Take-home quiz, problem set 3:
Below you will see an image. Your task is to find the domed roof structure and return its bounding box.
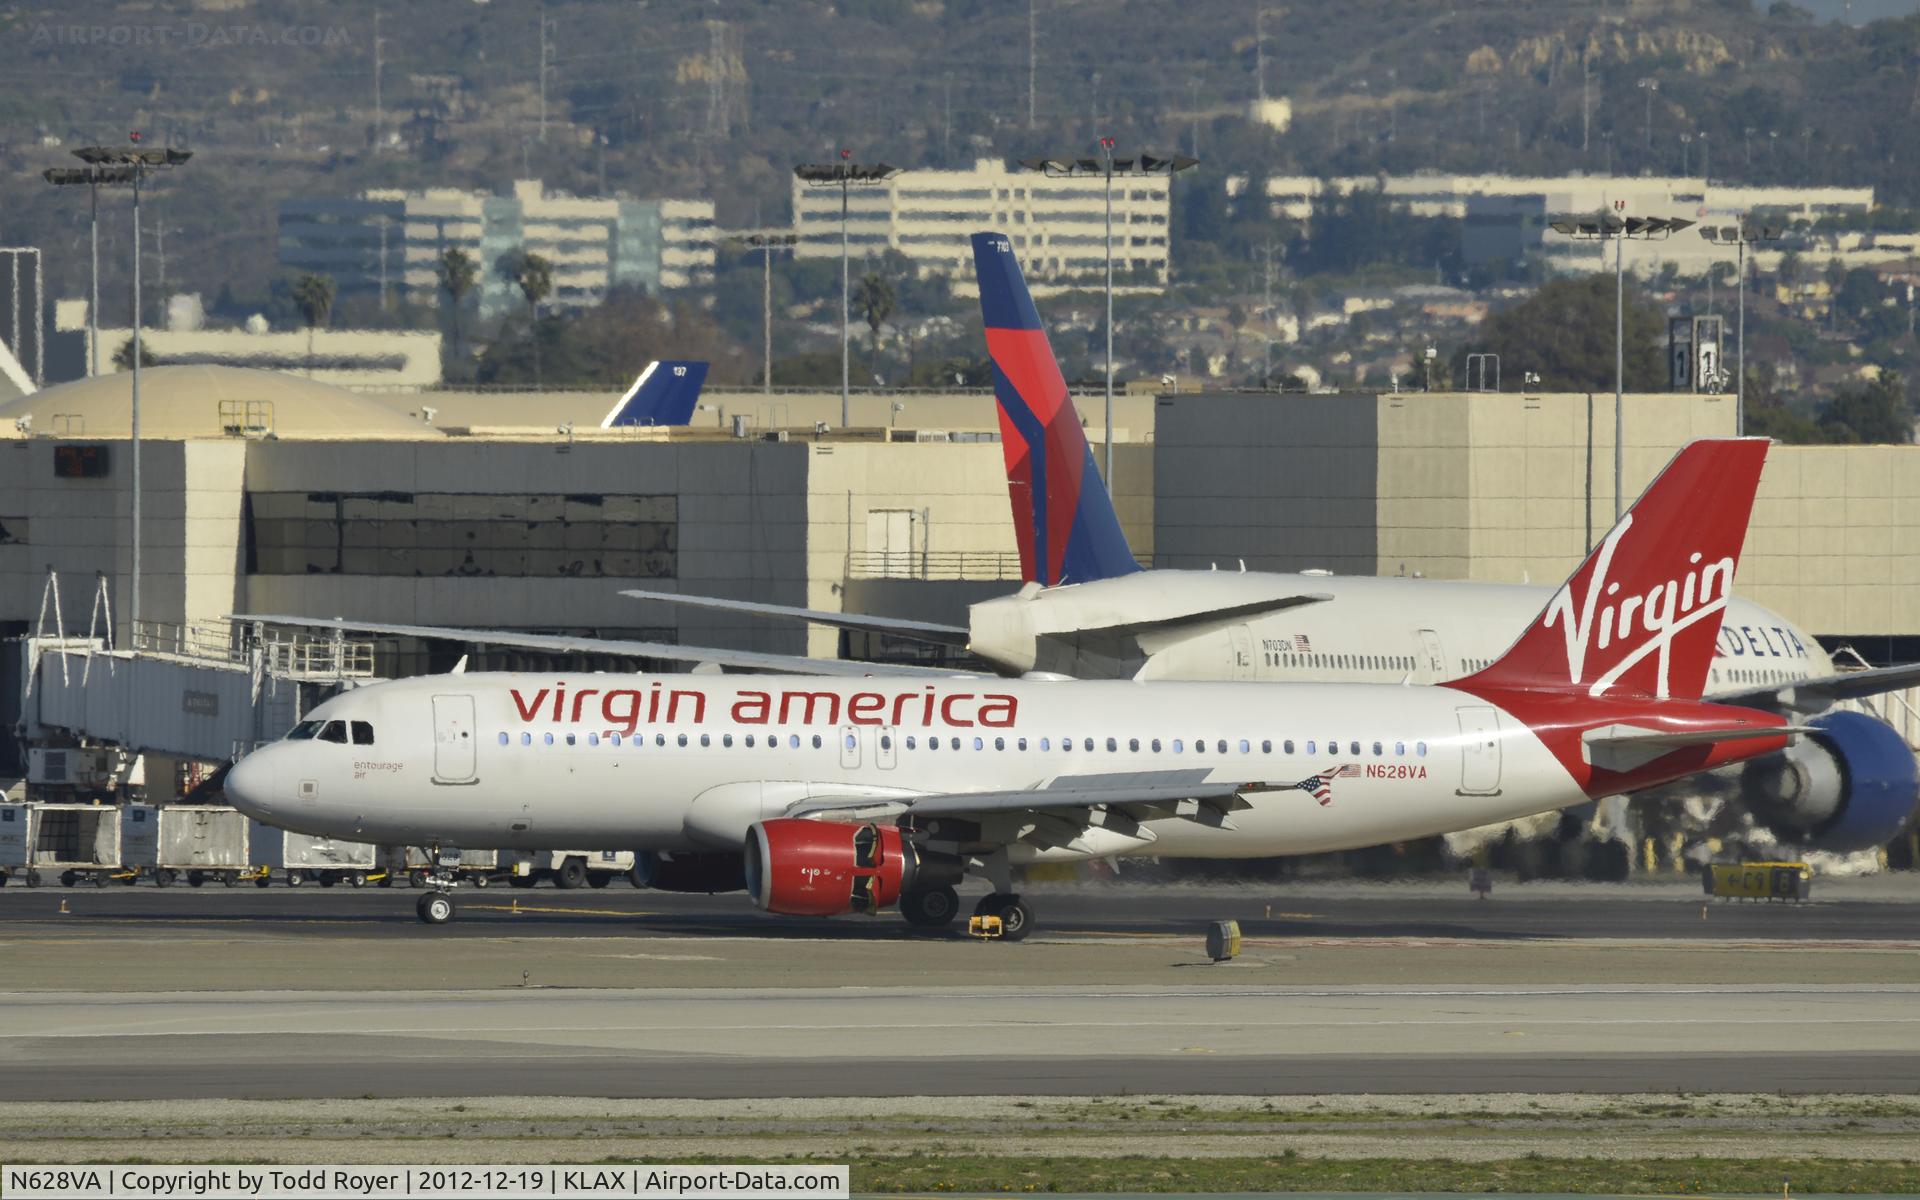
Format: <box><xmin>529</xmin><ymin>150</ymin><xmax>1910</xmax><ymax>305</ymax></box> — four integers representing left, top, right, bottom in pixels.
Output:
<box><xmin>0</xmin><ymin>365</ymin><xmax>442</xmax><ymax>440</ymax></box>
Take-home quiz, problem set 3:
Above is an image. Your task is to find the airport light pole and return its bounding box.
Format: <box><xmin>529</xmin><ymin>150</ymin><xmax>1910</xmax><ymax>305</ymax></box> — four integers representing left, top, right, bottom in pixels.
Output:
<box><xmin>43</xmin><ymin>162</ymin><xmax>140</xmax><ymax>377</ymax></box>
<box><xmin>1701</xmin><ymin>222</ymin><xmax>1784</xmax><ymax>436</ymax></box>
<box><xmin>1549</xmin><ymin>209</ymin><xmax>1693</xmax><ymax>520</ymax></box>
<box><xmin>1018</xmin><ymin>148</ymin><xmax>1198</xmax><ymax>487</ymax></box>
<box><xmin>794</xmin><ymin>155</ymin><xmax>900</xmax><ymax>428</ymax></box>
<box><xmin>50</xmin><ymin>139</ymin><xmax>191</xmax><ymax>643</ymax></box>
<box><xmin>733</xmin><ymin>233</ymin><xmax>798</xmax><ymax>394</ymax></box>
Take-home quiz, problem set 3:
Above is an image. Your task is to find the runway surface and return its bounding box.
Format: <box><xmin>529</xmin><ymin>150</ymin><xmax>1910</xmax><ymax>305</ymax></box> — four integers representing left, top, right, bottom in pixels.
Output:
<box><xmin>6</xmin><ymin>879</ymin><xmax>1919</xmax><ymax>1100</ymax></box>
<box><xmin>3</xmin><ymin>876</ymin><xmax>1919</xmax><ymax>941</ymax></box>
<box><xmin>2</xmin><ymin>983</ymin><xmax>1918</xmax><ymax>1100</ymax></box>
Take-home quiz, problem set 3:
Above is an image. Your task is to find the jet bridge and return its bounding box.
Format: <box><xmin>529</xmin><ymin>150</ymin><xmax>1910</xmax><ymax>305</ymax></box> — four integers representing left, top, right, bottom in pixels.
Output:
<box><xmin>17</xmin><ymin>573</ymin><xmax>375</xmax><ymax>765</ymax></box>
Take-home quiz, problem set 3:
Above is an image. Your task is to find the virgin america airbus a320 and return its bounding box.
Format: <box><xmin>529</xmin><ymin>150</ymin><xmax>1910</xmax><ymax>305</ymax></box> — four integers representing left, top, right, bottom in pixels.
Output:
<box><xmin>228</xmin><ymin>438</ymin><xmax>1811</xmax><ymax>934</ymax></box>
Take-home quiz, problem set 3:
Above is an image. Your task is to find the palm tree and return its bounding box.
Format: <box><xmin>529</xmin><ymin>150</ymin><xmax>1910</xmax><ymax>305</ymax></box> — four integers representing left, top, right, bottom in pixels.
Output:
<box><xmin>437</xmin><ymin>247</ymin><xmax>479</xmax><ymax>369</ymax></box>
<box><xmin>852</xmin><ymin>271</ymin><xmax>895</xmax><ymax>384</ymax></box>
<box><xmin>505</xmin><ymin>250</ymin><xmax>555</xmax><ymax>385</ymax></box>
<box><xmin>291</xmin><ymin>273</ymin><xmax>336</xmax><ymax>377</ymax></box>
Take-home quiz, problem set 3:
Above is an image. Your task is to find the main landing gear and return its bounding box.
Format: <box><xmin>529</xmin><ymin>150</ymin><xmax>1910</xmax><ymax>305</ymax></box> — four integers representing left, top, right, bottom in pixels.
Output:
<box><xmin>971</xmin><ymin>892</ymin><xmax>1033</xmax><ymax>941</ymax></box>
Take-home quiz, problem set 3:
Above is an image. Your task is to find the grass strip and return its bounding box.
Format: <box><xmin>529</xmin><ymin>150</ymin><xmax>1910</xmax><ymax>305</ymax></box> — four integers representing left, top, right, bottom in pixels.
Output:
<box><xmin>844</xmin><ymin>1154</ymin><xmax>1920</xmax><ymax>1194</ymax></box>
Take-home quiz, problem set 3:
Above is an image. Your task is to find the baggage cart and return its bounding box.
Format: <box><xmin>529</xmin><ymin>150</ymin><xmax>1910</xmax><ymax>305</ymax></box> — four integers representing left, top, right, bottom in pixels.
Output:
<box><xmin>398</xmin><ymin>846</ymin><xmax>497</xmax><ymax>888</ymax></box>
<box><xmin>250</xmin><ymin>819</ymin><xmax>377</xmax><ymax>887</ymax></box>
<box><xmin>27</xmin><ymin>803</ymin><xmax>123</xmax><ymax>887</ymax></box>
<box><xmin>154</xmin><ymin>806</ymin><xmax>253</xmax><ymax>888</ymax></box>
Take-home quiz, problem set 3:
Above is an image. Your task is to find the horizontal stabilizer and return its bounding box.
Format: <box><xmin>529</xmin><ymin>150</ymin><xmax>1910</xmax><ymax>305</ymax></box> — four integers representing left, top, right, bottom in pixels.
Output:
<box><xmin>228</xmin><ymin>614</ymin><xmax>986</xmax><ymax>678</ymax></box>
<box><xmin>620</xmin><ymin>588</ymin><xmax>970</xmax><ymax>647</ymax></box>
<box><xmin>1582</xmin><ymin>722</ymin><xmax>1811</xmax><ymax>773</ymax></box>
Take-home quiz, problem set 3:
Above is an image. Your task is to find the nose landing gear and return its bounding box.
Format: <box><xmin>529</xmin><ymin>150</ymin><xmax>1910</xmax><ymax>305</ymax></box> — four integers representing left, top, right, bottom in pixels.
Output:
<box><xmin>413</xmin><ymin>848</ymin><xmax>461</xmax><ymax>925</ymax></box>
<box><xmin>416</xmin><ymin>890</ymin><xmax>455</xmax><ymax>925</ymax></box>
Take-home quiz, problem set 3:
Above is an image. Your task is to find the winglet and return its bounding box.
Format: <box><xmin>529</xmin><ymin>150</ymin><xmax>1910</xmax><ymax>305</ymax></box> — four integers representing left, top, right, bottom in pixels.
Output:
<box><xmin>601</xmin><ymin>360</ymin><xmax>709</xmax><ymax>428</ymax></box>
<box><xmin>970</xmin><ymin>232</ymin><xmax>1139</xmax><ymax>587</ymax></box>
<box><xmin>1456</xmin><ymin>438</ymin><xmax>1770</xmax><ymax>701</ymax></box>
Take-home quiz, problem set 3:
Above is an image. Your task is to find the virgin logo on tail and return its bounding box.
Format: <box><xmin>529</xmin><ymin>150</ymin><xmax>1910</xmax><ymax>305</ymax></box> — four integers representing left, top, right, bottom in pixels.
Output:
<box><xmin>1544</xmin><ymin>513</ymin><xmax>1737</xmax><ymax>699</ymax></box>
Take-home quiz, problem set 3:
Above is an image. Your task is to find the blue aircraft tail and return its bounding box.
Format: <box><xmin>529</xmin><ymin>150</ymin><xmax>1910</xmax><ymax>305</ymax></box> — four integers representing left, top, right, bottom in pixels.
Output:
<box><xmin>601</xmin><ymin>361</ymin><xmax>709</xmax><ymax>427</ymax></box>
<box><xmin>970</xmin><ymin>232</ymin><xmax>1139</xmax><ymax>587</ymax></box>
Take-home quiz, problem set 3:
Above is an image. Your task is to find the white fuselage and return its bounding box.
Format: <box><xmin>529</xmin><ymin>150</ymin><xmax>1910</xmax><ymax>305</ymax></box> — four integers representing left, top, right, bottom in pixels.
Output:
<box><xmin>969</xmin><ymin>571</ymin><xmax>1827</xmax><ymax>692</ymax></box>
<box><xmin>226</xmin><ymin>672</ymin><xmax>1581</xmax><ymax>863</ymax></box>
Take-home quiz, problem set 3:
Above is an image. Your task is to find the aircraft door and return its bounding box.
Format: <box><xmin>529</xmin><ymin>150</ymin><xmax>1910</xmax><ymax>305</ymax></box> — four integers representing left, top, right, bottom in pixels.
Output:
<box><xmin>1454</xmin><ymin>706</ymin><xmax>1502</xmax><ymax>796</ymax></box>
<box><xmin>877</xmin><ymin>726</ymin><xmax>898</xmax><ymax>770</ymax></box>
<box><xmin>1417</xmin><ymin>629</ymin><xmax>1447</xmax><ymax>683</ymax></box>
<box><xmin>432</xmin><ymin>694</ymin><xmax>478</xmax><ymax>784</ymax></box>
<box><xmin>838</xmin><ymin>724</ymin><xmax>862</xmax><ymax>770</ymax></box>
<box><xmin>1228</xmin><ymin>625</ymin><xmax>1256</xmax><ymax>680</ymax></box>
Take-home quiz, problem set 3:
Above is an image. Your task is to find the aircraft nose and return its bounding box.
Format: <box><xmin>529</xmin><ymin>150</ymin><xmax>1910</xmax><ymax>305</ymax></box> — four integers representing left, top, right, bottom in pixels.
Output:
<box><xmin>225</xmin><ymin>751</ymin><xmax>276</xmax><ymax>819</ymax></box>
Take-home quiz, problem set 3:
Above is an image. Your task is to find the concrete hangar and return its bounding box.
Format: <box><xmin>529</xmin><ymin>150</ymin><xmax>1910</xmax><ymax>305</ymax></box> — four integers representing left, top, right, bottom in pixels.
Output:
<box><xmin>3</xmin><ymin>364</ymin><xmax>1920</xmax><ymax>784</ymax></box>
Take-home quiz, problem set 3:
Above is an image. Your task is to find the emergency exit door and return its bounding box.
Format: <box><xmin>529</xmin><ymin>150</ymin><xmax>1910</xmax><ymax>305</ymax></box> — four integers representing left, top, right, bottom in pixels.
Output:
<box><xmin>432</xmin><ymin>694</ymin><xmax>478</xmax><ymax>784</ymax></box>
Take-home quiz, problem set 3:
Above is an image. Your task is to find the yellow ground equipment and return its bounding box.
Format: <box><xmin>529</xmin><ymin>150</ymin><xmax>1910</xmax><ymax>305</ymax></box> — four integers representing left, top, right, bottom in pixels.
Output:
<box><xmin>1702</xmin><ymin>861</ymin><xmax>1812</xmax><ymax>901</ymax></box>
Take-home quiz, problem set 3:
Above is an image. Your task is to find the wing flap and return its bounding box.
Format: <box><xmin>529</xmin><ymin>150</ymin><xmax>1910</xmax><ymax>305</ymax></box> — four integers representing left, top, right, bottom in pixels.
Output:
<box><xmin>1719</xmin><ymin>661</ymin><xmax>1920</xmax><ymax>714</ymax></box>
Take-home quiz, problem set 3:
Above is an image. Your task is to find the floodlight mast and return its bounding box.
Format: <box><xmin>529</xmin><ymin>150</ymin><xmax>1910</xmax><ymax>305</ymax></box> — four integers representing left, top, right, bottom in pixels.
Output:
<box><xmin>734</xmin><ymin>233</ymin><xmax>798</xmax><ymax>395</ymax></box>
<box><xmin>1017</xmin><ymin>148</ymin><xmax>1198</xmax><ymax>489</ymax></box>
<box><xmin>793</xmin><ymin>157</ymin><xmax>900</xmax><ymax>427</ymax></box>
<box><xmin>1548</xmin><ymin>208</ymin><xmax>1692</xmax><ymax>521</ymax></box>
<box><xmin>44</xmin><ymin>140</ymin><xmax>191</xmax><ymax>643</ymax></box>
<box><xmin>1701</xmin><ymin>222</ymin><xmax>1784</xmax><ymax>435</ymax></box>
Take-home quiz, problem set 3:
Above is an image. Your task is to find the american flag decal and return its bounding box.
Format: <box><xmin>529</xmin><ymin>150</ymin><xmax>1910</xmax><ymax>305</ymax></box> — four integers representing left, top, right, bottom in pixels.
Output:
<box><xmin>1296</xmin><ymin>633</ymin><xmax>1313</xmax><ymax>653</ymax></box>
<box><xmin>1292</xmin><ymin>764</ymin><xmax>1359</xmax><ymax>806</ymax></box>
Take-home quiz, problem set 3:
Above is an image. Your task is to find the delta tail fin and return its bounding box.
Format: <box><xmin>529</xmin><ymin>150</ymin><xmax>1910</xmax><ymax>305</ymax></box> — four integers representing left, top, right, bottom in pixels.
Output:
<box><xmin>970</xmin><ymin>232</ymin><xmax>1139</xmax><ymax>587</ymax></box>
<box><xmin>1457</xmin><ymin>438</ymin><xmax>1770</xmax><ymax>702</ymax></box>
<box><xmin>601</xmin><ymin>360</ymin><xmax>709</xmax><ymax>428</ymax></box>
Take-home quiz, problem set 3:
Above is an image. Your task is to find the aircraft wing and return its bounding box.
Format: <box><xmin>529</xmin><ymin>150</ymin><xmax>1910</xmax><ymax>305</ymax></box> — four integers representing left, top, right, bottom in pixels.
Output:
<box><xmin>1717</xmin><ymin>662</ymin><xmax>1920</xmax><ymax>714</ymax></box>
<box><xmin>619</xmin><ymin>588</ymin><xmax>971</xmax><ymax>646</ymax></box>
<box><xmin>1582</xmin><ymin>722</ymin><xmax>1813</xmax><ymax>773</ymax></box>
<box><xmin>790</xmin><ymin>769</ymin><xmax>1291</xmax><ymax>851</ymax></box>
<box><xmin>228</xmin><ymin>614</ymin><xmax>988</xmax><ymax>679</ymax></box>
<box><xmin>1070</xmin><ymin>592</ymin><xmax>1334</xmax><ymax>640</ymax></box>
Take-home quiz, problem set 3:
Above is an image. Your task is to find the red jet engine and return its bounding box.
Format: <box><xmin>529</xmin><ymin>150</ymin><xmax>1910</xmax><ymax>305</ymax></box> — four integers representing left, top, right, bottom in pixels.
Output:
<box><xmin>745</xmin><ymin>819</ymin><xmax>935</xmax><ymax>916</ymax></box>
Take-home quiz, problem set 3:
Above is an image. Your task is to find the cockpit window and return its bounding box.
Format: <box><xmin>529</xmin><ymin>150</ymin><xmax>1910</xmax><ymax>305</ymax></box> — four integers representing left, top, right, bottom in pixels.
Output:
<box><xmin>287</xmin><ymin>720</ymin><xmax>323</xmax><ymax>741</ymax></box>
<box><xmin>351</xmin><ymin>721</ymin><xmax>375</xmax><ymax>746</ymax></box>
<box><xmin>317</xmin><ymin>720</ymin><xmax>349</xmax><ymax>744</ymax></box>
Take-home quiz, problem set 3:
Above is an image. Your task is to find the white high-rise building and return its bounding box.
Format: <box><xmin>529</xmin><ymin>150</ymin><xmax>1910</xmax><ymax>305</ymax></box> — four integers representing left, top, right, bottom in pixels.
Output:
<box><xmin>790</xmin><ymin>159</ymin><xmax>1174</xmax><ymax>295</ymax></box>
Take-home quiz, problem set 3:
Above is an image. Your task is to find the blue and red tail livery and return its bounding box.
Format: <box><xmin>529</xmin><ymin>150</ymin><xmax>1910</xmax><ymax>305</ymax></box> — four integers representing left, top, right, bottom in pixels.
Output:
<box><xmin>971</xmin><ymin>232</ymin><xmax>1139</xmax><ymax>587</ymax></box>
<box><xmin>600</xmin><ymin>360</ymin><xmax>709</xmax><ymax>428</ymax></box>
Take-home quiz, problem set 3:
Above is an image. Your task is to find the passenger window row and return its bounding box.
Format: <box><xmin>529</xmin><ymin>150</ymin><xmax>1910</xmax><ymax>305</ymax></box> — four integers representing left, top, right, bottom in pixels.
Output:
<box><xmin>1267</xmin><ymin>652</ymin><xmax>1419</xmax><ymax>672</ymax></box>
<box><xmin>490</xmin><ymin>730</ymin><xmax>1431</xmax><ymax>758</ymax></box>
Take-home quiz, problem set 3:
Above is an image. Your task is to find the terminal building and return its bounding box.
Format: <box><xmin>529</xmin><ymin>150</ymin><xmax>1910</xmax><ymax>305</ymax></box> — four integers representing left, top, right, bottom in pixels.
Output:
<box><xmin>3</xmin><ymin>366</ymin><xmax>1920</xmax><ymax>840</ymax></box>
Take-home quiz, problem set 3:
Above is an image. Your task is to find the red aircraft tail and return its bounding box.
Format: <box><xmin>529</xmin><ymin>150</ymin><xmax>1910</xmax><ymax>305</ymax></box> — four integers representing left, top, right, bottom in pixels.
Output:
<box><xmin>1459</xmin><ymin>438</ymin><xmax>1770</xmax><ymax>701</ymax></box>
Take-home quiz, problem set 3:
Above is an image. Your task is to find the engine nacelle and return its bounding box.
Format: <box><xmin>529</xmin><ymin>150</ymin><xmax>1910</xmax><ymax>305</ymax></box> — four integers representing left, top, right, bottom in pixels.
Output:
<box><xmin>632</xmin><ymin>851</ymin><xmax>745</xmax><ymax>894</ymax></box>
<box><xmin>1739</xmin><ymin>710</ymin><xmax>1919</xmax><ymax>852</ymax></box>
<box><xmin>744</xmin><ymin>819</ymin><xmax>959</xmax><ymax>916</ymax></box>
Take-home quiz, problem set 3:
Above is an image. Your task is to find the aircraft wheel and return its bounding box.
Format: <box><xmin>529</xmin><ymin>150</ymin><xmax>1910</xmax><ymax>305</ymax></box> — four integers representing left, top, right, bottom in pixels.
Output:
<box><xmin>975</xmin><ymin>892</ymin><xmax>1033</xmax><ymax>942</ymax></box>
<box><xmin>554</xmin><ymin>858</ymin><xmax>588</xmax><ymax>890</ymax></box>
<box><xmin>416</xmin><ymin>893</ymin><xmax>455</xmax><ymax>925</ymax></box>
<box><xmin>900</xmin><ymin>886</ymin><xmax>960</xmax><ymax>929</ymax></box>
